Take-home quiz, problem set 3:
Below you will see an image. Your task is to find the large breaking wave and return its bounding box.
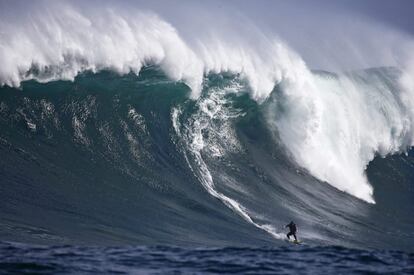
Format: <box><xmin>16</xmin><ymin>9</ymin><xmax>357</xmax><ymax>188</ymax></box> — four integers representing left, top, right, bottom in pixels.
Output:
<box><xmin>1</xmin><ymin>0</ymin><xmax>414</xmax><ymax>250</ymax></box>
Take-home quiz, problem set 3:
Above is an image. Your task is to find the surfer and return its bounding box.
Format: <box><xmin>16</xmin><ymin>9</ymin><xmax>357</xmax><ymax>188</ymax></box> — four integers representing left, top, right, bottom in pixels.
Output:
<box><xmin>286</xmin><ymin>221</ymin><xmax>298</xmax><ymax>241</ymax></box>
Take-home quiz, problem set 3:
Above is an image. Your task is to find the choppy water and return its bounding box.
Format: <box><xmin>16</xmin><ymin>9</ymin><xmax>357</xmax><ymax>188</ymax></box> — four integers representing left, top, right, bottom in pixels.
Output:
<box><xmin>1</xmin><ymin>242</ymin><xmax>412</xmax><ymax>274</ymax></box>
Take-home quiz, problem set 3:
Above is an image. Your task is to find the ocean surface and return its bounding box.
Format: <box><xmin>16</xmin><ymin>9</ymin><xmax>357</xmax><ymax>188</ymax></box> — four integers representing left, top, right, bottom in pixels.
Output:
<box><xmin>0</xmin><ymin>242</ymin><xmax>413</xmax><ymax>274</ymax></box>
<box><xmin>1</xmin><ymin>2</ymin><xmax>414</xmax><ymax>273</ymax></box>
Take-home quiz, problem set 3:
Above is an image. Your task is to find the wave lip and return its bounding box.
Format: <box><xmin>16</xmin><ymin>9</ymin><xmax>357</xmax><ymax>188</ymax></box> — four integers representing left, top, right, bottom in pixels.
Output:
<box><xmin>266</xmin><ymin>67</ymin><xmax>414</xmax><ymax>204</ymax></box>
<box><xmin>0</xmin><ymin>1</ymin><xmax>308</xmax><ymax>103</ymax></box>
<box><xmin>0</xmin><ymin>5</ymin><xmax>203</xmax><ymax>96</ymax></box>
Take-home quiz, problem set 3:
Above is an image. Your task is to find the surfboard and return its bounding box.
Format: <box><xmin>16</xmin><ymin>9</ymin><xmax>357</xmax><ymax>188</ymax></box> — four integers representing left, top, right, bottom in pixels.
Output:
<box><xmin>286</xmin><ymin>239</ymin><xmax>301</xmax><ymax>245</ymax></box>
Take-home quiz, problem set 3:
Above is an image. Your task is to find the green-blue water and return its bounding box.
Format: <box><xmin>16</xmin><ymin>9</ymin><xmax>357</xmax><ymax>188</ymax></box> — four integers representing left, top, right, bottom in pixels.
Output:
<box><xmin>0</xmin><ymin>68</ymin><xmax>413</xmax><ymax>273</ymax></box>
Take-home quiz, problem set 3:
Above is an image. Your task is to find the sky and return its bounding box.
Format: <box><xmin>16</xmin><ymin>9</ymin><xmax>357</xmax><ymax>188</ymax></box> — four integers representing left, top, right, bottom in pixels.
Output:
<box><xmin>1</xmin><ymin>0</ymin><xmax>413</xmax><ymax>34</ymax></box>
<box><xmin>332</xmin><ymin>0</ymin><xmax>414</xmax><ymax>35</ymax></box>
<box><xmin>225</xmin><ymin>0</ymin><xmax>414</xmax><ymax>35</ymax></box>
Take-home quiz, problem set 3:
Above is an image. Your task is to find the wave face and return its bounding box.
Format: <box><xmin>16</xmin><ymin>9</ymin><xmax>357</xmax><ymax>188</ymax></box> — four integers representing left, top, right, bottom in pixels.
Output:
<box><xmin>0</xmin><ymin>68</ymin><xmax>413</xmax><ymax>251</ymax></box>
<box><xmin>1</xmin><ymin>1</ymin><xmax>414</xmax><ymax>252</ymax></box>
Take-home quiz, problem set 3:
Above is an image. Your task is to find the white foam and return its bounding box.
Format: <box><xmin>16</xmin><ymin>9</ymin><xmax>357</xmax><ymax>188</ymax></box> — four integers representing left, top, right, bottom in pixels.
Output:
<box><xmin>266</xmin><ymin>67</ymin><xmax>414</xmax><ymax>203</ymax></box>
<box><xmin>0</xmin><ymin>1</ymin><xmax>303</xmax><ymax>101</ymax></box>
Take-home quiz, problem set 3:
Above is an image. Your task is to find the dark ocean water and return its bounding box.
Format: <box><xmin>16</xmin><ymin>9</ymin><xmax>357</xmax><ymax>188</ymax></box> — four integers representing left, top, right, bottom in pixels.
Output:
<box><xmin>1</xmin><ymin>68</ymin><xmax>414</xmax><ymax>273</ymax></box>
<box><xmin>1</xmin><ymin>242</ymin><xmax>413</xmax><ymax>274</ymax></box>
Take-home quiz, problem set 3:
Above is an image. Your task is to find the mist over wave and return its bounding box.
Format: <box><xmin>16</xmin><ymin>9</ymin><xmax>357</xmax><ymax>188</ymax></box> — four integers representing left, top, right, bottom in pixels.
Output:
<box><xmin>1</xmin><ymin>0</ymin><xmax>414</xmax><ymax>250</ymax></box>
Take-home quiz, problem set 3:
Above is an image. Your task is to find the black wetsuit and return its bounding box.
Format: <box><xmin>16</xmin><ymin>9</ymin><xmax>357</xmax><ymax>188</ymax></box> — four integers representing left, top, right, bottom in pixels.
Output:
<box><xmin>286</xmin><ymin>222</ymin><xmax>297</xmax><ymax>241</ymax></box>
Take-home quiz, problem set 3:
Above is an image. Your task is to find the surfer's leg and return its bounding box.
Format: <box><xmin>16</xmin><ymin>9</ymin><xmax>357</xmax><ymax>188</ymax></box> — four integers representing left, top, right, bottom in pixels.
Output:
<box><xmin>287</xmin><ymin>232</ymin><xmax>291</xmax><ymax>239</ymax></box>
<box><xmin>293</xmin><ymin>234</ymin><xmax>297</xmax><ymax>241</ymax></box>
